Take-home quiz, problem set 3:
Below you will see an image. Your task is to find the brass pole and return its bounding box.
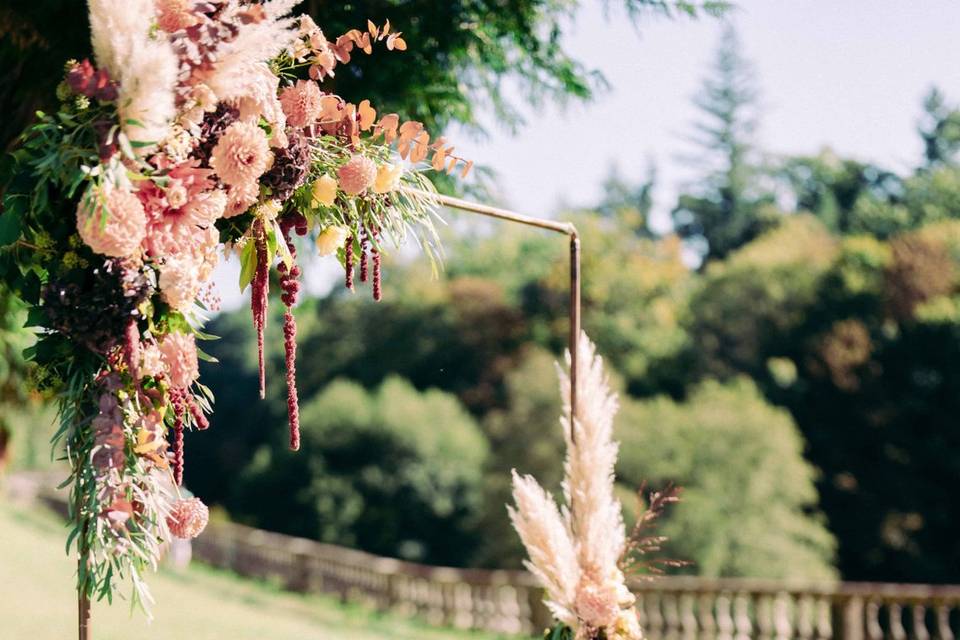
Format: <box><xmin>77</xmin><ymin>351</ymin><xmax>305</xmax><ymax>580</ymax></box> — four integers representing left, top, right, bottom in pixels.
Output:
<box><xmin>79</xmin><ymin>580</ymin><xmax>90</xmax><ymax>640</ymax></box>
<box><xmin>408</xmin><ymin>189</ymin><xmax>582</xmax><ymax>439</ymax></box>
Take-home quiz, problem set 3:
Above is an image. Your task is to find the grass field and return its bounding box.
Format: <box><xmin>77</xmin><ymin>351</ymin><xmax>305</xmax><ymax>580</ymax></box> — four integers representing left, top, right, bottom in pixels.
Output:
<box><xmin>0</xmin><ymin>498</ymin><xmax>512</xmax><ymax>640</ymax></box>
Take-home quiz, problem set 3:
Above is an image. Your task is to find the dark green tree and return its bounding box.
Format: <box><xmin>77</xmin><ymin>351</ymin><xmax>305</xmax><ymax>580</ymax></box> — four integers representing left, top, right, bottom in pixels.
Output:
<box><xmin>918</xmin><ymin>87</ymin><xmax>960</xmax><ymax>168</ymax></box>
<box><xmin>672</xmin><ymin>26</ymin><xmax>776</xmax><ymax>261</ymax></box>
<box><xmin>617</xmin><ymin>377</ymin><xmax>837</xmax><ymax>580</ymax></box>
<box><xmin>229</xmin><ymin>376</ymin><xmax>488</xmax><ymax>566</ymax></box>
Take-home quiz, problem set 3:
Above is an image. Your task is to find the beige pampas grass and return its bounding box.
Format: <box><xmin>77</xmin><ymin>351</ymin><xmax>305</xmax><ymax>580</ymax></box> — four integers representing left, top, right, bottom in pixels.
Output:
<box><xmin>508</xmin><ymin>471</ymin><xmax>579</xmax><ymax>627</ymax></box>
<box><xmin>88</xmin><ymin>0</ymin><xmax>178</xmax><ymax>151</ymax></box>
<box><xmin>558</xmin><ymin>334</ymin><xmax>626</xmax><ymax>580</ymax></box>
<box><xmin>204</xmin><ymin>0</ymin><xmax>301</xmax><ymax>104</ymax></box>
<box><xmin>510</xmin><ymin>332</ymin><xmax>640</xmax><ymax>640</ymax></box>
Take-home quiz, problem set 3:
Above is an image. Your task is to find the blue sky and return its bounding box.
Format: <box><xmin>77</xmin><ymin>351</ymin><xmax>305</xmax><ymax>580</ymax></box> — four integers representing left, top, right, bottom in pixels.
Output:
<box><xmin>217</xmin><ymin>1</ymin><xmax>960</xmax><ymax>309</ymax></box>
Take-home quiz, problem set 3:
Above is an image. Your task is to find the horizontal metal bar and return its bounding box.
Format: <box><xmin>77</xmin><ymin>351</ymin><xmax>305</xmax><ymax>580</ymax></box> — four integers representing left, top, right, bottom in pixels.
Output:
<box><xmin>403</xmin><ymin>188</ymin><xmax>578</xmax><ymax>237</ymax></box>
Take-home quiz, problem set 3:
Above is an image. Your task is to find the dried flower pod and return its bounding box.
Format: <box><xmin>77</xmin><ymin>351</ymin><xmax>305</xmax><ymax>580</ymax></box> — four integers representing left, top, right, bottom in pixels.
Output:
<box><xmin>166</xmin><ymin>497</ymin><xmax>209</xmax><ymax>539</ymax></box>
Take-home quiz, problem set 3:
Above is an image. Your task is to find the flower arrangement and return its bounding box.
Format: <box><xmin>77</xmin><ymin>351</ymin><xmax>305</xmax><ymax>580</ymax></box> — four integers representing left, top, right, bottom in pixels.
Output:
<box><xmin>0</xmin><ymin>0</ymin><xmax>469</xmax><ymax>611</ymax></box>
<box><xmin>510</xmin><ymin>334</ymin><xmax>683</xmax><ymax>640</ymax></box>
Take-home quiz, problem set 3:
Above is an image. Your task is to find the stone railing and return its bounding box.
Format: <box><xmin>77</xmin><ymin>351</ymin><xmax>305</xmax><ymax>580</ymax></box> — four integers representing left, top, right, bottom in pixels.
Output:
<box><xmin>632</xmin><ymin>577</ymin><xmax>960</xmax><ymax>640</ymax></box>
<box><xmin>191</xmin><ymin>519</ymin><xmax>553</xmax><ymax>635</ymax></box>
<box><xmin>191</xmin><ymin>519</ymin><xmax>960</xmax><ymax>640</ymax></box>
<box><xmin>12</xmin><ymin>477</ymin><xmax>960</xmax><ymax>639</ymax></box>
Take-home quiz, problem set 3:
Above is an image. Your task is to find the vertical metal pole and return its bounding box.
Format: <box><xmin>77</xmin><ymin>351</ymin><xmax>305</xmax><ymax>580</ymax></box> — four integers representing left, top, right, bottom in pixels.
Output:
<box><xmin>79</xmin><ymin>582</ymin><xmax>90</xmax><ymax>640</ymax></box>
<box><xmin>568</xmin><ymin>234</ymin><xmax>581</xmax><ymax>442</ymax></box>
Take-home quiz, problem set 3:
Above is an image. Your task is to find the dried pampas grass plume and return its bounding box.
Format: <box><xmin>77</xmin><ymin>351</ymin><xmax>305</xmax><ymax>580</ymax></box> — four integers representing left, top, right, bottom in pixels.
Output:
<box><xmin>87</xmin><ymin>0</ymin><xmax>178</xmax><ymax>151</ymax></box>
<box><xmin>205</xmin><ymin>0</ymin><xmax>302</xmax><ymax>104</ymax></box>
<box><xmin>510</xmin><ymin>332</ymin><xmax>640</xmax><ymax>639</ymax></box>
<box><xmin>558</xmin><ymin>333</ymin><xmax>626</xmax><ymax>578</ymax></box>
<box><xmin>508</xmin><ymin>470</ymin><xmax>579</xmax><ymax>627</ymax></box>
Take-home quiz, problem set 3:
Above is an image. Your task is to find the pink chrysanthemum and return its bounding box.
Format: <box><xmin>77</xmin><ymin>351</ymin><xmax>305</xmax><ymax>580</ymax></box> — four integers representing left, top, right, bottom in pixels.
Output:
<box><xmin>337</xmin><ymin>155</ymin><xmax>377</xmax><ymax>196</ymax></box>
<box><xmin>224</xmin><ymin>181</ymin><xmax>260</xmax><ymax>218</ymax></box>
<box><xmin>209</xmin><ymin>121</ymin><xmax>272</xmax><ymax>188</ymax></box>
<box><xmin>77</xmin><ymin>186</ymin><xmax>147</xmax><ymax>258</ymax></box>
<box><xmin>156</xmin><ymin>0</ymin><xmax>199</xmax><ymax>33</ymax></box>
<box><xmin>159</xmin><ymin>256</ymin><xmax>202</xmax><ymax>311</ymax></box>
<box><xmin>159</xmin><ymin>331</ymin><xmax>200</xmax><ymax>389</ymax></box>
<box><xmin>278</xmin><ymin>79</ymin><xmax>323</xmax><ymax>128</ymax></box>
<box><xmin>166</xmin><ymin>497</ymin><xmax>209</xmax><ymax>539</ymax></box>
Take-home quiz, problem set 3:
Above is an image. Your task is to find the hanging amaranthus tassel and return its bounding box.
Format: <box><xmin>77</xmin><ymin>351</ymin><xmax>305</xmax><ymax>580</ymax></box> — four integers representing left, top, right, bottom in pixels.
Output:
<box><xmin>187</xmin><ymin>396</ymin><xmax>209</xmax><ymax>431</ymax></box>
<box><xmin>282</xmin><ymin>311</ymin><xmax>300</xmax><ymax>450</ymax></box>
<box><xmin>344</xmin><ymin>234</ymin><xmax>355</xmax><ymax>291</ymax></box>
<box><xmin>372</xmin><ymin>247</ymin><xmax>382</xmax><ymax>301</ymax></box>
<box><xmin>250</xmin><ymin>220</ymin><xmax>269</xmax><ymax>399</ymax></box>
<box><xmin>123</xmin><ymin>319</ymin><xmax>140</xmax><ymax>381</ymax></box>
<box><xmin>278</xmin><ymin>214</ymin><xmax>306</xmax><ymax>451</ymax></box>
<box><xmin>170</xmin><ymin>390</ymin><xmax>186</xmax><ymax>486</ymax></box>
<box><xmin>359</xmin><ymin>229</ymin><xmax>369</xmax><ymax>283</ymax></box>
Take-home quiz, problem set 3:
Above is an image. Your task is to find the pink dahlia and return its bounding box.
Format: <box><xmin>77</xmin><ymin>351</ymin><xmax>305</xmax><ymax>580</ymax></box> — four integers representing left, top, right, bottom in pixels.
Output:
<box><xmin>209</xmin><ymin>121</ymin><xmax>272</xmax><ymax>188</ymax></box>
<box><xmin>182</xmin><ymin>189</ymin><xmax>227</xmax><ymax>227</ymax></box>
<box><xmin>224</xmin><ymin>181</ymin><xmax>260</xmax><ymax>218</ymax></box>
<box><xmin>159</xmin><ymin>256</ymin><xmax>202</xmax><ymax>311</ymax></box>
<box><xmin>278</xmin><ymin>79</ymin><xmax>323</xmax><ymax>128</ymax></box>
<box><xmin>337</xmin><ymin>155</ymin><xmax>377</xmax><ymax>195</ymax></box>
<box><xmin>77</xmin><ymin>187</ymin><xmax>147</xmax><ymax>258</ymax></box>
<box><xmin>156</xmin><ymin>0</ymin><xmax>199</xmax><ymax>33</ymax></box>
<box><xmin>159</xmin><ymin>331</ymin><xmax>200</xmax><ymax>389</ymax></box>
<box><xmin>166</xmin><ymin>497</ymin><xmax>209</xmax><ymax>539</ymax></box>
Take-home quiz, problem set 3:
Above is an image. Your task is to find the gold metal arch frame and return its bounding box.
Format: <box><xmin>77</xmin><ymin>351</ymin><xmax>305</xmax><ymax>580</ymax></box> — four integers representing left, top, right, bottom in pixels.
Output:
<box><xmin>77</xmin><ymin>194</ymin><xmax>581</xmax><ymax>639</ymax></box>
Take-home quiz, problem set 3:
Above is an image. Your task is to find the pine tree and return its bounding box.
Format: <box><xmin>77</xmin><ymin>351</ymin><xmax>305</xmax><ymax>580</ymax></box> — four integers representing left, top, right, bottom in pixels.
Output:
<box><xmin>672</xmin><ymin>27</ymin><xmax>776</xmax><ymax>262</ymax></box>
<box><xmin>918</xmin><ymin>87</ymin><xmax>960</xmax><ymax>169</ymax></box>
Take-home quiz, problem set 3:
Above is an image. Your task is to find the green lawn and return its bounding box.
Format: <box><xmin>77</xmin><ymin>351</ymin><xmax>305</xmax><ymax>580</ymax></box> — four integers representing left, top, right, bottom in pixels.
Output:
<box><xmin>0</xmin><ymin>498</ymin><xmax>513</xmax><ymax>640</ymax></box>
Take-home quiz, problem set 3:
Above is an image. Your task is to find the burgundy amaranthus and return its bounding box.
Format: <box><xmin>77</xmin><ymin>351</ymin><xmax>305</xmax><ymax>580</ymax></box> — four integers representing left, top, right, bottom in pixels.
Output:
<box><xmin>359</xmin><ymin>230</ymin><xmax>369</xmax><ymax>283</ymax></box>
<box><xmin>278</xmin><ymin>213</ymin><xmax>306</xmax><ymax>450</ymax></box>
<box><xmin>251</xmin><ymin>220</ymin><xmax>270</xmax><ymax>399</ymax></box>
<box><xmin>170</xmin><ymin>389</ymin><xmax>186</xmax><ymax>486</ymax></box>
<box><xmin>372</xmin><ymin>246</ymin><xmax>382</xmax><ymax>301</ymax></box>
<box><xmin>344</xmin><ymin>234</ymin><xmax>355</xmax><ymax>290</ymax></box>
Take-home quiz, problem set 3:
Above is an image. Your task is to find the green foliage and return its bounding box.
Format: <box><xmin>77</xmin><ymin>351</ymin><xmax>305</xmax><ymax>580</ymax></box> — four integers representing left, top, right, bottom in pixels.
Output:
<box><xmin>672</xmin><ymin>27</ymin><xmax>777</xmax><ymax>262</ymax></box>
<box><xmin>616</xmin><ymin>378</ymin><xmax>837</xmax><ymax>580</ymax></box>
<box><xmin>685</xmin><ymin>215</ymin><xmax>837</xmax><ymax>381</ymax></box>
<box><xmin>475</xmin><ymin>348</ymin><xmax>565</xmax><ymax>567</ymax></box>
<box><xmin>919</xmin><ymin>87</ymin><xmax>960</xmax><ymax>168</ymax></box>
<box><xmin>230</xmin><ymin>377</ymin><xmax>488</xmax><ymax>566</ymax></box>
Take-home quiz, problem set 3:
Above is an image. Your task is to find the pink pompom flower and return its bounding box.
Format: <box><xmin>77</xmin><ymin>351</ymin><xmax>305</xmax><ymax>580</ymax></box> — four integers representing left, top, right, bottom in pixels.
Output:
<box><xmin>77</xmin><ymin>186</ymin><xmax>147</xmax><ymax>258</ymax></box>
<box><xmin>166</xmin><ymin>497</ymin><xmax>209</xmax><ymax>539</ymax></box>
<box><xmin>159</xmin><ymin>332</ymin><xmax>200</xmax><ymax>389</ymax></box>
<box><xmin>337</xmin><ymin>155</ymin><xmax>377</xmax><ymax>196</ymax></box>
<box><xmin>156</xmin><ymin>0</ymin><xmax>200</xmax><ymax>33</ymax></box>
<box><xmin>278</xmin><ymin>79</ymin><xmax>323</xmax><ymax>128</ymax></box>
<box><xmin>209</xmin><ymin>121</ymin><xmax>272</xmax><ymax>188</ymax></box>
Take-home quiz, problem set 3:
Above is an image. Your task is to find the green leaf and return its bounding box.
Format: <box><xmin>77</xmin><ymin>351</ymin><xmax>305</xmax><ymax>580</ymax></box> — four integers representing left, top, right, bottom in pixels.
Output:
<box><xmin>238</xmin><ymin>240</ymin><xmax>257</xmax><ymax>292</ymax></box>
<box><xmin>0</xmin><ymin>210</ymin><xmax>21</xmax><ymax>246</ymax></box>
<box><xmin>23</xmin><ymin>306</ymin><xmax>46</xmax><ymax>328</ymax></box>
<box><xmin>196</xmin><ymin>347</ymin><xmax>219</xmax><ymax>364</ymax></box>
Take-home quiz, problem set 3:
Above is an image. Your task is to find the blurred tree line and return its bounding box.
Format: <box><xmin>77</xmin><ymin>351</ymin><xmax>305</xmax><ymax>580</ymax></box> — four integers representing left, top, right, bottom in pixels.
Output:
<box><xmin>186</xmin><ymin>28</ymin><xmax>960</xmax><ymax>583</ymax></box>
<box><xmin>3</xmin><ymin>4</ymin><xmax>959</xmax><ymax>584</ymax></box>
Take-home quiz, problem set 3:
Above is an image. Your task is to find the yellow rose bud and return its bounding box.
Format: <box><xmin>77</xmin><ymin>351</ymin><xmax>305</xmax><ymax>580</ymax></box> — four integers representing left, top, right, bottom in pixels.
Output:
<box><xmin>311</xmin><ymin>175</ymin><xmax>338</xmax><ymax>207</ymax></box>
<box><xmin>372</xmin><ymin>163</ymin><xmax>404</xmax><ymax>194</ymax></box>
<box><xmin>316</xmin><ymin>225</ymin><xmax>349</xmax><ymax>257</ymax></box>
